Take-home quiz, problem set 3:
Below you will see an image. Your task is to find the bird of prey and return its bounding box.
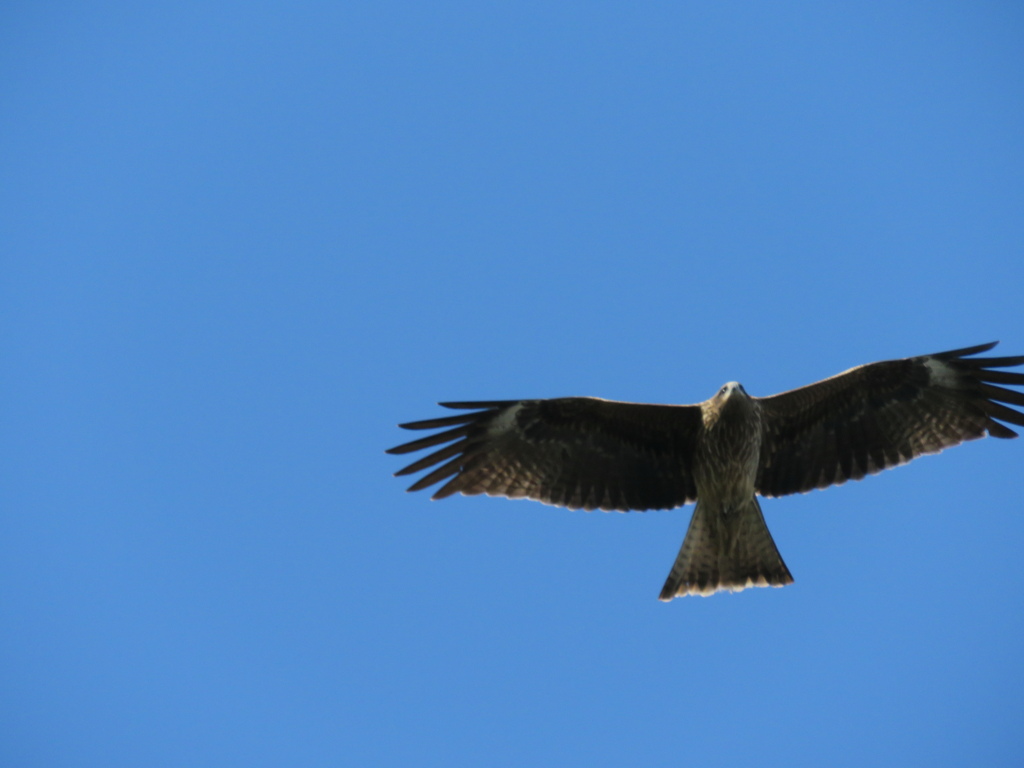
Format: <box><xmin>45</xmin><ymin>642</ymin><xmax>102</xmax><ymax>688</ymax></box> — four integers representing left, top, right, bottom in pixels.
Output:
<box><xmin>387</xmin><ymin>342</ymin><xmax>1024</xmax><ymax>600</ymax></box>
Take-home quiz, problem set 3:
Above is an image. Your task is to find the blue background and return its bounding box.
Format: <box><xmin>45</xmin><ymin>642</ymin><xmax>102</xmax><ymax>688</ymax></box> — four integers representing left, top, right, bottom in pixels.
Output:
<box><xmin>3</xmin><ymin>3</ymin><xmax>1024</xmax><ymax>766</ymax></box>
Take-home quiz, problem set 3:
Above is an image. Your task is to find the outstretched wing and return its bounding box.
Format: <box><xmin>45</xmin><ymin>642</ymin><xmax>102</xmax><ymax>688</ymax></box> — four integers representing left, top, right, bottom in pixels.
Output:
<box><xmin>387</xmin><ymin>398</ymin><xmax>703</xmax><ymax>511</ymax></box>
<box><xmin>755</xmin><ymin>342</ymin><xmax>1024</xmax><ymax>497</ymax></box>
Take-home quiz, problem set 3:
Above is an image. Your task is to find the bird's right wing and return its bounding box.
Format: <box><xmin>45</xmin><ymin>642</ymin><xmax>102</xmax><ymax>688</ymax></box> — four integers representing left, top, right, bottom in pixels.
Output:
<box><xmin>387</xmin><ymin>398</ymin><xmax>703</xmax><ymax>511</ymax></box>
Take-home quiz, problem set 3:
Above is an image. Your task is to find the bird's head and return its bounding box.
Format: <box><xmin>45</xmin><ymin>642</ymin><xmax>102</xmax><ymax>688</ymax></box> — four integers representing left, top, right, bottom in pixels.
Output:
<box><xmin>715</xmin><ymin>381</ymin><xmax>747</xmax><ymax>401</ymax></box>
<box><xmin>710</xmin><ymin>381</ymin><xmax>752</xmax><ymax>419</ymax></box>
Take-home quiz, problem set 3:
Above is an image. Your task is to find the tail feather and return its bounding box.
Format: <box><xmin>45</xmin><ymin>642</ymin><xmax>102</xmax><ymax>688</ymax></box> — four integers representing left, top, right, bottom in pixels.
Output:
<box><xmin>659</xmin><ymin>497</ymin><xmax>793</xmax><ymax>600</ymax></box>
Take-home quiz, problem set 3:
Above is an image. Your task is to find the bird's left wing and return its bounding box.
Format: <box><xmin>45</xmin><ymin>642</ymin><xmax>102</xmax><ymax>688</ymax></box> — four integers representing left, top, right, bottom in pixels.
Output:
<box><xmin>387</xmin><ymin>398</ymin><xmax>703</xmax><ymax>511</ymax></box>
<box><xmin>755</xmin><ymin>342</ymin><xmax>1024</xmax><ymax>498</ymax></box>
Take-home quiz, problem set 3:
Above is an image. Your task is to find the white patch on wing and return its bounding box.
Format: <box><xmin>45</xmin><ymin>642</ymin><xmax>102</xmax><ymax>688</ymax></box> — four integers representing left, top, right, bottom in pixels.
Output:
<box><xmin>488</xmin><ymin>403</ymin><xmax>523</xmax><ymax>436</ymax></box>
<box><xmin>924</xmin><ymin>358</ymin><xmax>960</xmax><ymax>389</ymax></box>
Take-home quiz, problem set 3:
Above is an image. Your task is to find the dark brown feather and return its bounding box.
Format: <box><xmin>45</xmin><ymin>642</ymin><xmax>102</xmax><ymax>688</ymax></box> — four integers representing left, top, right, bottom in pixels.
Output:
<box><xmin>979</xmin><ymin>383</ymin><xmax>1024</xmax><ymax>408</ymax></box>
<box><xmin>956</xmin><ymin>354</ymin><xmax>1024</xmax><ymax>368</ymax></box>
<box><xmin>982</xmin><ymin>400</ymin><xmax>1024</xmax><ymax>427</ymax></box>
<box><xmin>755</xmin><ymin>343</ymin><xmax>1024</xmax><ymax>497</ymax></box>
<box><xmin>976</xmin><ymin>369</ymin><xmax>1024</xmax><ymax>385</ymax></box>
<box><xmin>392</xmin><ymin>439</ymin><xmax>469</xmax><ymax>476</ymax></box>
<box><xmin>406</xmin><ymin>455</ymin><xmax>465</xmax><ymax>493</ymax></box>
<box><xmin>385</xmin><ymin>425</ymin><xmax>471</xmax><ymax>455</ymax></box>
<box><xmin>930</xmin><ymin>341</ymin><xmax>998</xmax><ymax>359</ymax></box>
<box><xmin>394</xmin><ymin>412</ymin><xmax>480</xmax><ymax>431</ymax></box>
<box><xmin>388</xmin><ymin>398</ymin><xmax>704</xmax><ymax>511</ymax></box>
<box><xmin>438</xmin><ymin>400</ymin><xmax>520</xmax><ymax>409</ymax></box>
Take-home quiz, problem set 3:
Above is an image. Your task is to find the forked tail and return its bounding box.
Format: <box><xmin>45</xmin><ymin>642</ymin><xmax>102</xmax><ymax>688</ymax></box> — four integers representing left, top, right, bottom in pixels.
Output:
<box><xmin>659</xmin><ymin>496</ymin><xmax>793</xmax><ymax>600</ymax></box>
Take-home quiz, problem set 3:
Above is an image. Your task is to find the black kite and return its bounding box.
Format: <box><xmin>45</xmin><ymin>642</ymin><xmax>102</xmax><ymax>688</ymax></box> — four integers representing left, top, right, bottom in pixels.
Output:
<box><xmin>387</xmin><ymin>343</ymin><xmax>1024</xmax><ymax>599</ymax></box>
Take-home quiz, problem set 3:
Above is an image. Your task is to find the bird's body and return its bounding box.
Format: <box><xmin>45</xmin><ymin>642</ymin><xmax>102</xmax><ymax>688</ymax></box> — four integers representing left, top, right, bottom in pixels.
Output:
<box><xmin>695</xmin><ymin>383</ymin><xmax>761</xmax><ymax>505</ymax></box>
<box><xmin>387</xmin><ymin>343</ymin><xmax>1024</xmax><ymax>599</ymax></box>
<box><xmin>670</xmin><ymin>384</ymin><xmax>791</xmax><ymax>598</ymax></box>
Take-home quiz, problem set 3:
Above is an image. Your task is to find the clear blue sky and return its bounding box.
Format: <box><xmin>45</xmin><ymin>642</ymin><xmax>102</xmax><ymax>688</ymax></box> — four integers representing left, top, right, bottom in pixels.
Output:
<box><xmin>3</xmin><ymin>3</ymin><xmax>1024</xmax><ymax>766</ymax></box>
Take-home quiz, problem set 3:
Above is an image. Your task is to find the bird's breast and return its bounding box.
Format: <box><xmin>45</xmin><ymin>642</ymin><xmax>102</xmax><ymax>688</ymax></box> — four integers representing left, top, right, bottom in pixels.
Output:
<box><xmin>694</xmin><ymin>409</ymin><xmax>762</xmax><ymax>504</ymax></box>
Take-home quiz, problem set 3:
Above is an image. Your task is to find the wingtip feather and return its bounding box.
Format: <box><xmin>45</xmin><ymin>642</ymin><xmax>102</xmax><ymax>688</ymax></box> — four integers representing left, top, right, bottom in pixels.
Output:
<box><xmin>931</xmin><ymin>341</ymin><xmax>998</xmax><ymax>360</ymax></box>
<box><xmin>988</xmin><ymin>422</ymin><xmax>1019</xmax><ymax>439</ymax></box>
<box><xmin>438</xmin><ymin>400</ymin><xmax>518</xmax><ymax>410</ymax></box>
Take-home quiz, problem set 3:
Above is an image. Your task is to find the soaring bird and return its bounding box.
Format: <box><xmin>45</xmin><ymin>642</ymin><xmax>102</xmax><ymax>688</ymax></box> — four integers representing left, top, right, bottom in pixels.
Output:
<box><xmin>387</xmin><ymin>343</ymin><xmax>1024</xmax><ymax>600</ymax></box>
